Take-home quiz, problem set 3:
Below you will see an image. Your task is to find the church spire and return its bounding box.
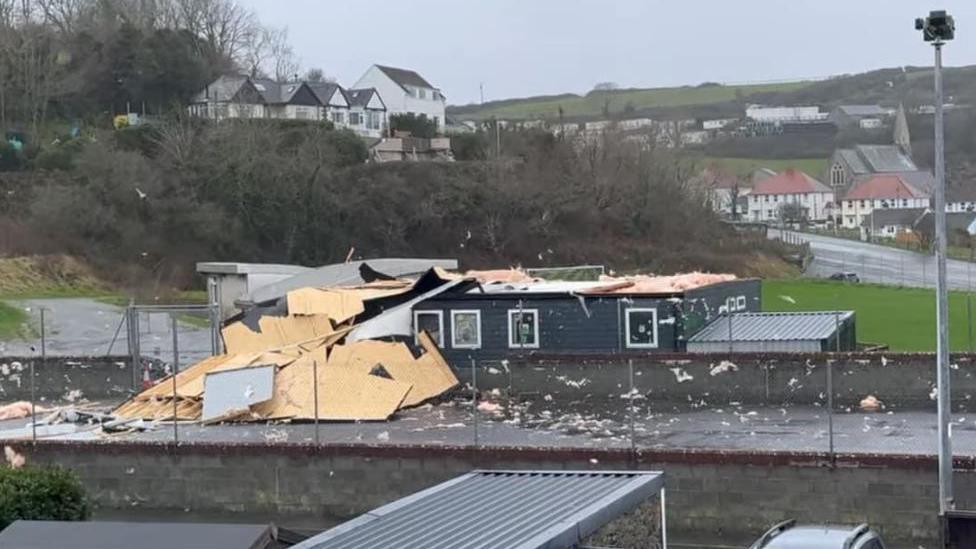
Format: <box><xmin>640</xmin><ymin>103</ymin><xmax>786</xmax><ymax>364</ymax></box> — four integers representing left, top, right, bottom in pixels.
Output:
<box><xmin>894</xmin><ymin>103</ymin><xmax>912</xmax><ymax>157</ymax></box>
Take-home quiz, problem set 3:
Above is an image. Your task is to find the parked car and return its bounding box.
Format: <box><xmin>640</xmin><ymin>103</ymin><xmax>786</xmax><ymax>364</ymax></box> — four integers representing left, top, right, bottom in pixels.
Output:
<box><xmin>750</xmin><ymin>520</ymin><xmax>886</xmax><ymax>549</ymax></box>
<box><xmin>829</xmin><ymin>271</ymin><xmax>860</xmax><ymax>283</ymax></box>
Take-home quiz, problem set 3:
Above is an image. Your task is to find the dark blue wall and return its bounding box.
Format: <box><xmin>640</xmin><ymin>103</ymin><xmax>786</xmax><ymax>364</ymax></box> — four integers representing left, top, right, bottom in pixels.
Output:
<box><xmin>414</xmin><ymin>279</ymin><xmax>761</xmax><ymax>365</ymax></box>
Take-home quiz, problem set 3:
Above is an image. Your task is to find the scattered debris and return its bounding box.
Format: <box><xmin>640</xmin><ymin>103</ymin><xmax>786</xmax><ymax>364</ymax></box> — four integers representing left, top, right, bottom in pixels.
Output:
<box><xmin>3</xmin><ymin>446</ymin><xmax>24</xmax><ymax>468</ymax></box>
<box><xmin>0</xmin><ymin>402</ymin><xmax>35</xmax><ymax>420</ymax></box>
<box><xmin>709</xmin><ymin>361</ymin><xmax>738</xmax><ymax>376</ymax></box>
<box><xmin>860</xmin><ymin>395</ymin><xmax>882</xmax><ymax>412</ymax></box>
<box><xmin>669</xmin><ymin>368</ymin><xmax>694</xmax><ymax>383</ymax></box>
<box><xmin>778</xmin><ymin>295</ymin><xmax>796</xmax><ymax>304</ymax></box>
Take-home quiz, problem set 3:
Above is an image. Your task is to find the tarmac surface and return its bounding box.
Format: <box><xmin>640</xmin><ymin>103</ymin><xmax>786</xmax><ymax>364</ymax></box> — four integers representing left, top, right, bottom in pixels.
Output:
<box><xmin>2</xmin><ymin>396</ymin><xmax>972</xmax><ymax>457</ymax></box>
<box><xmin>0</xmin><ymin>298</ymin><xmax>213</xmax><ymax>364</ymax></box>
<box><xmin>772</xmin><ymin>229</ymin><xmax>976</xmax><ymax>290</ymax></box>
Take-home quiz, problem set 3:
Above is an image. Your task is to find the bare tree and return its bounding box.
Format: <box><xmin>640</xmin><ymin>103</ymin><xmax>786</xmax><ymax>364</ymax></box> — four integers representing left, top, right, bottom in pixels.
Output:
<box><xmin>241</xmin><ymin>25</ymin><xmax>297</xmax><ymax>81</ymax></box>
<box><xmin>172</xmin><ymin>0</ymin><xmax>258</xmax><ymax>63</ymax></box>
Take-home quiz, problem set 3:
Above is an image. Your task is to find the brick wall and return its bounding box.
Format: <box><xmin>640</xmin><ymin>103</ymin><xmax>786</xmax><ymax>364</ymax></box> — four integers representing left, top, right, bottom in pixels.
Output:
<box><xmin>18</xmin><ymin>442</ymin><xmax>974</xmax><ymax>546</ymax></box>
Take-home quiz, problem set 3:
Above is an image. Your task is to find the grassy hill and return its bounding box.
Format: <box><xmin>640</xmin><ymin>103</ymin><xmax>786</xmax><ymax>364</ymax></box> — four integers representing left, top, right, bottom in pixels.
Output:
<box><xmin>450</xmin><ymin>81</ymin><xmax>812</xmax><ymax>121</ymax></box>
<box><xmin>449</xmin><ymin>65</ymin><xmax>976</xmax><ymax>122</ymax></box>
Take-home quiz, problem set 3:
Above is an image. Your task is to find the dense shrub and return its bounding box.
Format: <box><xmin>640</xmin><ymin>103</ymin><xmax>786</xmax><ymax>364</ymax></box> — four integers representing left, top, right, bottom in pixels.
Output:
<box><xmin>0</xmin><ymin>465</ymin><xmax>90</xmax><ymax>529</ymax></box>
<box><xmin>0</xmin><ymin>142</ymin><xmax>24</xmax><ymax>172</ymax></box>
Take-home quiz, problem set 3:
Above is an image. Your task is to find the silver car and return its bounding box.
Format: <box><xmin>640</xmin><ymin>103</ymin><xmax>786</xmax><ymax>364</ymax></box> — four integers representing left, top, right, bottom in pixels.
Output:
<box><xmin>750</xmin><ymin>520</ymin><xmax>886</xmax><ymax>549</ymax></box>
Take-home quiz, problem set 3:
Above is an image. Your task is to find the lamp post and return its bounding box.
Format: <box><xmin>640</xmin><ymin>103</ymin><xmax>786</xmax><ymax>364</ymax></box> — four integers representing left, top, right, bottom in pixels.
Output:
<box><xmin>916</xmin><ymin>9</ymin><xmax>955</xmax><ymax>517</ymax></box>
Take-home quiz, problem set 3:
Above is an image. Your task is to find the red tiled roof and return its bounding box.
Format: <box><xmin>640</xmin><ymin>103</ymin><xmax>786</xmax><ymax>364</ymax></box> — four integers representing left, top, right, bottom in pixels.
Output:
<box><xmin>843</xmin><ymin>174</ymin><xmax>928</xmax><ymax>201</ymax></box>
<box><xmin>750</xmin><ymin>169</ymin><xmax>831</xmax><ymax>195</ymax></box>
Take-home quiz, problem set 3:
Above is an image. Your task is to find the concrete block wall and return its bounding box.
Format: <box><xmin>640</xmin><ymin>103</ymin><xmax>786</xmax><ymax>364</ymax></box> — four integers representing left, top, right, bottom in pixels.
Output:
<box><xmin>19</xmin><ymin>442</ymin><xmax>974</xmax><ymax>546</ymax></box>
<box><xmin>466</xmin><ymin>352</ymin><xmax>976</xmax><ymax>410</ymax></box>
<box><xmin>0</xmin><ymin>356</ymin><xmax>134</xmax><ymax>401</ymax></box>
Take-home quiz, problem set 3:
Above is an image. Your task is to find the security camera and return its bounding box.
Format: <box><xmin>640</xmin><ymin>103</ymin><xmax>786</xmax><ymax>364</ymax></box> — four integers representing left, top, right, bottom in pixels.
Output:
<box><xmin>916</xmin><ymin>10</ymin><xmax>955</xmax><ymax>42</ymax></box>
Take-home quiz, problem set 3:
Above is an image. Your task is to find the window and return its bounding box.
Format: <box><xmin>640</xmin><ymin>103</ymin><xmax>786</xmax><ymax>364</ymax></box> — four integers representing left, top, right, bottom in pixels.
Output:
<box><xmin>507</xmin><ymin>309</ymin><xmax>539</xmax><ymax>349</ymax></box>
<box><xmin>367</xmin><ymin>110</ymin><xmax>381</xmax><ymax>130</ymax></box>
<box><xmin>830</xmin><ymin>164</ymin><xmax>845</xmax><ymax>187</ymax></box>
<box><xmin>433</xmin><ymin>116</ymin><xmax>440</xmax><ymax>129</ymax></box>
<box><xmin>625</xmin><ymin>308</ymin><xmax>658</xmax><ymax>349</ymax></box>
<box><xmin>451</xmin><ymin>310</ymin><xmax>481</xmax><ymax>349</ymax></box>
<box><xmin>295</xmin><ymin>106</ymin><xmax>313</xmax><ymax>120</ymax></box>
<box><xmin>418</xmin><ymin>88</ymin><xmax>427</xmax><ymax>99</ymax></box>
<box><xmin>902</xmin><ymin>199</ymin><xmax>908</xmax><ymax>207</ymax></box>
<box><xmin>331</xmin><ymin>111</ymin><xmax>345</xmax><ymax>125</ymax></box>
<box><xmin>349</xmin><ymin>112</ymin><xmax>362</xmax><ymax>125</ymax></box>
<box><xmin>860</xmin><ymin>200</ymin><xmax>866</xmax><ymax>208</ymax></box>
<box><xmin>414</xmin><ymin>310</ymin><xmax>443</xmax><ymax>346</ymax></box>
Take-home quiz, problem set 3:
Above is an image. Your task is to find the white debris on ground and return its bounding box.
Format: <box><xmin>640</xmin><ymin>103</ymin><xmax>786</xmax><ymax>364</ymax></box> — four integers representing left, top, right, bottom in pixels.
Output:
<box><xmin>4</xmin><ymin>446</ymin><xmax>24</xmax><ymax>468</ymax></box>
<box><xmin>670</xmin><ymin>368</ymin><xmax>693</xmax><ymax>383</ymax></box>
<box><xmin>860</xmin><ymin>395</ymin><xmax>882</xmax><ymax>412</ymax></box>
<box><xmin>778</xmin><ymin>295</ymin><xmax>796</xmax><ymax>304</ymax></box>
<box><xmin>555</xmin><ymin>375</ymin><xmax>591</xmax><ymax>389</ymax></box>
<box><xmin>709</xmin><ymin>361</ymin><xmax>738</xmax><ymax>376</ymax></box>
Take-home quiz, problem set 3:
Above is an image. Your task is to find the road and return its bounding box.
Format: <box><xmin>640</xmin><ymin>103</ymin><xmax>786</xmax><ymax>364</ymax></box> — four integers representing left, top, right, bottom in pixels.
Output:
<box><xmin>0</xmin><ymin>298</ymin><xmax>213</xmax><ymax>365</ymax></box>
<box><xmin>772</xmin><ymin>229</ymin><xmax>976</xmax><ymax>290</ymax></box>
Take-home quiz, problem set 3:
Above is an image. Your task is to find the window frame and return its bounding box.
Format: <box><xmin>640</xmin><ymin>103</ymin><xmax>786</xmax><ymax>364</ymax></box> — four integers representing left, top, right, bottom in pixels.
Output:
<box><xmin>349</xmin><ymin>112</ymin><xmax>362</xmax><ymax>126</ymax></box>
<box><xmin>507</xmin><ymin>308</ymin><xmax>540</xmax><ymax>349</ymax></box>
<box><xmin>624</xmin><ymin>307</ymin><xmax>659</xmax><ymax>349</ymax></box>
<box><xmin>450</xmin><ymin>309</ymin><xmax>482</xmax><ymax>349</ymax></box>
<box><xmin>413</xmin><ymin>310</ymin><xmax>444</xmax><ymax>347</ymax></box>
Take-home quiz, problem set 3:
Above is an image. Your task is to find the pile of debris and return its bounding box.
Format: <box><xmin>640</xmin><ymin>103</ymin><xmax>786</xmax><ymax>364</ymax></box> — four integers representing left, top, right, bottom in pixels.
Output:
<box><xmin>115</xmin><ymin>270</ymin><xmax>462</xmax><ymax>423</ymax></box>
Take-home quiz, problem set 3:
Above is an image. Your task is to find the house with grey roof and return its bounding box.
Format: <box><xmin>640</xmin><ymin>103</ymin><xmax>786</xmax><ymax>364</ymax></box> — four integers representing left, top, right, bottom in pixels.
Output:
<box><xmin>352</xmin><ymin>64</ymin><xmax>446</xmax><ymax>131</ymax></box>
<box><xmin>827</xmin><ymin>144</ymin><xmax>934</xmax><ymax>202</ymax></box>
<box><xmin>829</xmin><ymin>104</ymin><xmax>889</xmax><ymax>129</ymax></box>
<box><xmin>860</xmin><ymin>207</ymin><xmax>926</xmax><ymax>240</ymax></box>
<box><xmin>345</xmin><ymin>88</ymin><xmax>387</xmax><ymax>138</ymax></box>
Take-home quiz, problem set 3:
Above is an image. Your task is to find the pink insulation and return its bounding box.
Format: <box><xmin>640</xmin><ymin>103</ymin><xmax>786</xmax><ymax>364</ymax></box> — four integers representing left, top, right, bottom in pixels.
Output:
<box><xmin>587</xmin><ymin>272</ymin><xmax>737</xmax><ymax>294</ymax></box>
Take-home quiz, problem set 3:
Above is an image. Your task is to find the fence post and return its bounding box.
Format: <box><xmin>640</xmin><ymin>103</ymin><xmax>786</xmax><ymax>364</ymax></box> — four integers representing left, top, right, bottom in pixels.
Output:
<box><xmin>313</xmin><ymin>359</ymin><xmax>320</xmax><ymax>445</ymax></box>
<box><xmin>29</xmin><ymin>355</ymin><xmax>36</xmax><ymax>443</ymax></box>
<box><xmin>727</xmin><ymin>312</ymin><xmax>734</xmax><ymax>355</ymax></box>
<box><xmin>170</xmin><ymin>315</ymin><xmax>180</xmax><ymax>445</ymax></box>
<box><xmin>628</xmin><ymin>359</ymin><xmax>636</xmax><ymax>452</ymax></box>
<box><xmin>829</xmin><ymin>311</ymin><xmax>839</xmax><ymax>463</ymax></box>
<box><xmin>471</xmin><ymin>359</ymin><xmax>479</xmax><ymax>448</ymax></box>
<box><xmin>39</xmin><ymin>308</ymin><xmax>46</xmax><ymax>359</ymax></box>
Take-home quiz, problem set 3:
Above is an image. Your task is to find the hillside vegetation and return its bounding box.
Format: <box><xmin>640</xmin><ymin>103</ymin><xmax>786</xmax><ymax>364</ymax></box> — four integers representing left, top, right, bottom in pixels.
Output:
<box><xmin>0</xmin><ymin>121</ymin><xmax>795</xmax><ymax>291</ymax></box>
<box><xmin>450</xmin><ymin>65</ymin><xmax>976</xmax><ymax>122</ymax></box>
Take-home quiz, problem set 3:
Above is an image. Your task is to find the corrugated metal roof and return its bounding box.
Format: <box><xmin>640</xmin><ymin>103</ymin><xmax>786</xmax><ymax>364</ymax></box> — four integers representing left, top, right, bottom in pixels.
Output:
<box><xmin>855</xmin><ymin>145</ymin><xmax>918</xmax><ymax>172</ymax></box>
<box><xmin>688</xmin><ymin>311</ymin><xmax>854</xmax><ymax>343</ymax></box>
<box><xmin>837</xmin><ymin>104</ymin><xmax>887</xmax><ymax>117</ymax></box>
<box><xmin>294</xmin><ymin>470</ymin><xmax>664</xmax><ymax>549</ymax></box>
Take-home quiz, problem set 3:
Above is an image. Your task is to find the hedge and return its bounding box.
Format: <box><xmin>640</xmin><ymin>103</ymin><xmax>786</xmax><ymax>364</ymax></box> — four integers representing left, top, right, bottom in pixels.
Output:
<box><xmin>0</xmin><ymin>465</ymin><xmax>90</xmax><ymax>529</ymax></box>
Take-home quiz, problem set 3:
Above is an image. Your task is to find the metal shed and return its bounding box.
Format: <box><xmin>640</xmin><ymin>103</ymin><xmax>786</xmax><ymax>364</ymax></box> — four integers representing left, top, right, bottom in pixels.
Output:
<box><xmin>293</xmin><ymin>470</ymin><xmax>667</xmax><ymax>549</ymax></box>
<box><xmin>687</xmin><ymin>311</ymin><xmax>856</xmax><ymax>353</ymax></box>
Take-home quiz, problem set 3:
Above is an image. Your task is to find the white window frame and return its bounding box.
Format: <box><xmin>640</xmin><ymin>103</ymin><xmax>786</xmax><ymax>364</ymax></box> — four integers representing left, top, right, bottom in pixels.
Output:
<box><xmin>507</xmin><ymin>308</ymin><xmax>540</xmax><ymax>349</ymax></box>
<box><xmin>624</xmin><ymin>308</ymin><xmax>659</xmax><ymax>349</ymax></box>
<box><xmin>413</xmin><ymin>310</ymin><xmax>444</xmax><ymax>347</ymax></box>
<box><xmin>450</xmin><ymin>310</ymin><xmax>482</xmax><ymax>349</ymax></box>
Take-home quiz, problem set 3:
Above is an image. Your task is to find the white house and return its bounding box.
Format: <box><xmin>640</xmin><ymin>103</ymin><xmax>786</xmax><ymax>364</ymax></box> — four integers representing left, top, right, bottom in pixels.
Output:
<box><xmin>352</xmin><ymin>65</ymin><xmax>446</xmax><ymax>130</ymax></box>
<box><xmin>840</xmin><ymin>174</ymin><xmax>930</xmax><ymax>229</ymax></box>
<box><xmin>307</xmin><ymin>82</ymin><xmax>351</xmax><ymax>126</ymax></box>
<box><xmin>747</xmin><ymin>169</ymin><xmax>834</xmax><ymax>222</ymax></box>
<box><xmin>345</xmin><ymin>88</ymin><xmax>388</xmax><ymax>138</ymax></box>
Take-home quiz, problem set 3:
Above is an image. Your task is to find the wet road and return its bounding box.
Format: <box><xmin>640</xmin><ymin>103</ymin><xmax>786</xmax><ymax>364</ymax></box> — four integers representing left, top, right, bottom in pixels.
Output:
<box><xmin>0</xmin><ymin>298</ymin><xmax>213</xmax><ymax>364</ymax></box>
<box><xmin>771</xmin><ymin>229</ymin><xmax>976</xmax><ymax>290</ymax></box>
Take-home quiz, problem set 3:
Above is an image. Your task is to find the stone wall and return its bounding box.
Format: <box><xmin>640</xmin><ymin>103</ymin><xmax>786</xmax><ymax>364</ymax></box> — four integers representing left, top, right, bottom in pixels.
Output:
<box><xmin>465</xmin><ymin>352</ymin><xmax>976</xmax><ymax>410</ymax></box>
<box><xmin>19</xmin><ymin>441</ymin><xmax>975</xmax><ymax>546</ymax></box>
<box><xmin>0</xmin><ymin>356</ymin><xmax>134</xmax><ymax>401</ymax></box>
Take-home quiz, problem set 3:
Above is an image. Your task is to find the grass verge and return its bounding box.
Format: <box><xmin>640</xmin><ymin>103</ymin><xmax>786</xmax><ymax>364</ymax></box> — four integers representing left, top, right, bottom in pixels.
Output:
<box><xmin>0</xmin><ymin>301</ymin><xmax>28</xmax><ymax>339</ymax></box>
<box><xmin>764</xmin><ymin>278</ymin><xmax>976</xmax><ymax>352</ymax></box>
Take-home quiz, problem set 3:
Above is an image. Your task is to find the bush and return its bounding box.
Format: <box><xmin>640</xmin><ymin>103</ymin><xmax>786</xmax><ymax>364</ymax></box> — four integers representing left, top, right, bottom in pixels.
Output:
<box><xmin>32</xmin><ymin>138</ymin><xmax>87</xmax><ymax>171</ymax></box>
<box><xmin>0</xmin><ymin>465</ymin><xmax>90</xmax><ymax>529</ymax></box>
<box><xmin>0</xmin><ymin>142</ymin><xmax>24</xmax><ymax>172</ymax></box>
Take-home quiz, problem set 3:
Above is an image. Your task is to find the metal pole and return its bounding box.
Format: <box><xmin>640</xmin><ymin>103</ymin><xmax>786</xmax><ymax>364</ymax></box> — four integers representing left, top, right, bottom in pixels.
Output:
<box><xmin>471</xmin><ymin>359</ymin><xmax>479</xmax><ymax>447</ymax></box>
<box><xmin>171</xmin><ymin>315</ymin><xmax>179</xmax><ymax>445</ymax></box>
<box><xmin>933</xmin><ymin>39</ymin><xmax>954</xmax><ymax>514</ymax></box>
<box><xmin>829</xmin><ymin>312</ymin><xmax>839</xmax><ymax>461</ymax></box>
<box><xmin>727</xmin><ymin>312</ymin><xmax>733</xmax><ymax>354</ymax></box>
<box><xmin>29</xmin><ymin>356</ymin><xmax>36</xmax><ymax>443</ymax></box>
<box><xmin>660</xmin><ymin>487</ymin><xmax>668</xmax><ymax>549</ymax></box>
<box><xmin>628</xmin><ymin>359</ymin><xmax>636</xmax><ymax>452</ymax></box>
<box><xmin>313</xmin><ymin>359</ymin><xmax>320</xmax><ymax>445</ymax></box>
<box><xmin>39</xmin><ymin>308</ymin><xmax>46</xmax><ymax>359</ymax></box>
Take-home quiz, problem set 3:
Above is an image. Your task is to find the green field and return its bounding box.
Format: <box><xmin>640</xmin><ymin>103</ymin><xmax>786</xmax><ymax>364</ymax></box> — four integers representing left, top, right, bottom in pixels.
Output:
<box><xmin>703</xmin><ymin>157</ymin><xmax>829</xmax><ymax>178</ymax></box>
<box><xmin>453</xmin><ymin>81</ymin><xmax>812</xmax><ymax>121</ymax></box>
<box><xmin>763</xmin><ymin>279</ymin><xmax>976</xmax><ymax>352</ymax></box>
<box><xmin>0</xmin><ymin>301</ymin><xmax>27</xmax><ymax>339</ymax></box>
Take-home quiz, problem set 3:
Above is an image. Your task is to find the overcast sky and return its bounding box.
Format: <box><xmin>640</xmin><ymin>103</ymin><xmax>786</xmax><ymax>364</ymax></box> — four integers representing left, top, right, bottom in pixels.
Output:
<box><xmin>239</xmin><ymin>0</ymin><xmax>976</xmax><ymax>106</ymax></box>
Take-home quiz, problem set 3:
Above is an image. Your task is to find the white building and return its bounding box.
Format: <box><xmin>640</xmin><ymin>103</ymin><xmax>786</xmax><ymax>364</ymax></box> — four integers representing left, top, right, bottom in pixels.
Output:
<box><xmin>187</xmin><ymin>75</ymin><xmax>390</xmax><ymax>138</ymax></box>
<box><xmin>840</xmin><ymin>174</ymin><xmax>930</xmax><ymax>229</ymax></box>
<box><xmin>747</xmin><ymin>169</ymin><xmax>834</xmax><ymax>222</ymax></box>
<box><xmin>353</xmin><ymin>65</ymin><xmax>446</xmax><ymax>130</ymax></box>
<box><xmin>745</xmin><ymin>105</ymin><xmax>824</xmax><ymax>123</ymax></box>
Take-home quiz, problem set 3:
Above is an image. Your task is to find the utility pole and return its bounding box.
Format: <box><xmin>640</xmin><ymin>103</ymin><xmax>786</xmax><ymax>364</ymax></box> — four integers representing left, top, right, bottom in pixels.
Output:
<box><xmin>916</xmin><ymin>9</ymin><xmax>956</xmax><ymax>518</ymax></box>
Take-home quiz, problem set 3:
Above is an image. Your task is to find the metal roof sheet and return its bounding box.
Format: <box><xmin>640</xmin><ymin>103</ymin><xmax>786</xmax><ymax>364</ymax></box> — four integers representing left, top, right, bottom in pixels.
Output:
<box><xmin>0</xmin><ymin>521</ymin><xmax>275</xmax><ymax>549</ymax></box>
<box><xmin>837</xmin><ymin>104</ymin><xmax>887</xmax><ymax>117</ymax></box>
<box><xmin>855</xmin><ymin>145</ymin><xmax>917</xmax><ymax>172</ymax></box>
<box><xmin>688</xmin><ymin>311</ymin><xmax>854</xmax><ymax>343</ymax></box>
<box><xmin>293</xmin><ymin>470</ymin><xmax>664</xmax><ymax>549</ymax></box>
<box><xmin>248</xmin><ymin>258</ymin><xmax>458</xmax><ymax>303</ymax></box>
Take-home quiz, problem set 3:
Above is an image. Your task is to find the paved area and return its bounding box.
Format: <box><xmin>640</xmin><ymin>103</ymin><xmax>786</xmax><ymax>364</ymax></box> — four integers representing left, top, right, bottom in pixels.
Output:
<box><xmin>0</xmin><ymin>298</ymin><xmax>213</xmax><ymax>364</ymax></box>
<box><xmin>1</xmin><ymin>396</ymin><xmax>970</xmax><ymax>457</ymax></box>
<box><xmin>772</xmin><ymin>229</ymin><xmax>976</xmax><ymax>290</ymax></box>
